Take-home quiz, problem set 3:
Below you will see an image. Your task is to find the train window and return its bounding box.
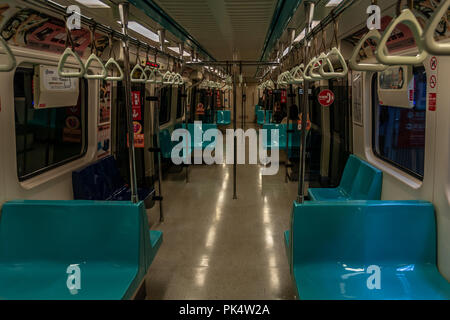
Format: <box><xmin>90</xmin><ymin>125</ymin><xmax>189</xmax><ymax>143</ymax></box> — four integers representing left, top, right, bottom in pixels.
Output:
<box><xmin>176</xmin><ymin>86</ymin><xmax>183</xmax><ymax>119</ymax></box>
<box><xmin>372</xmin><ymin>66</ymin><xmax>427</xmax><ymax>179</ymax></box>
<box><xmin>159</xmin><ymin>87</ymin><xmax>171</xmax><ymax>125</ymax></box>
<box><xmin>14</xmin><ymin>67</ymin><xmax>87</xmax><ymax>181</ymax></box>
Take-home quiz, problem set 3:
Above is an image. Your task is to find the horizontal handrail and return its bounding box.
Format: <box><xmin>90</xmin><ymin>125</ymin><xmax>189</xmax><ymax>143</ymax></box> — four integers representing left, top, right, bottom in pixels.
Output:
<box><xmin>0</xmin><ymin>37</ymin><xmax>17</xmax><ymax>72</ymax></box>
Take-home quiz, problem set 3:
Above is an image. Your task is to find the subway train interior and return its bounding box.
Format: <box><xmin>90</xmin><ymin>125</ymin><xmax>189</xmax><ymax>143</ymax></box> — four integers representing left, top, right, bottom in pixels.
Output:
<box><xmin>0</xmin><ymin>0</ymin><xmax>450</xmax><ymax>305</ymax></box>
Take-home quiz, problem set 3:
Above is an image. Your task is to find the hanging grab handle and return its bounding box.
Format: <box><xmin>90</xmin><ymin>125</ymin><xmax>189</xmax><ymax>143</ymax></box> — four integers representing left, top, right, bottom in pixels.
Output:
<box><xmin>319</xmin><ymin>47</ymin><xmax>348</xmax><ymax>78</ymax></box>
<box><xmin>423</xmin><ymin>0</ymin><xmax>450</xmax><ymax>55</ymax></box>
<box><xmin>105</xmin><ymin>58</ymin><xmax>124</xmax><ymax>81</ymax></box>
<box><xmin>0</xmin><ymin>37</ymin><xmax>16</xmax><ymax>72</ymax></box>
<box><xmin>58</xmin><ymin>47</ymin><xmax>86</xmax><ymax>78</ymax></box>
<box><xmin>349</xmin><ymin>29</ymin><xmax>388</xmax><ymax>72</ymax></box>
<box><xmin>131</xmin><ymin>64</ymin><xmax>147</xmax><ymax>83</ymax></box>
<box><xmin>376</xmin><ymin>9</ymin><xmax>428</xmax><ymax>65</ymax></box>
<box><xmin>84</xmin><ymin>53</ymin><xmax>107</xmax><ymax>79</ymax></box>
<box><xmin>289</xmin><ymin>64</ymin><xmax>304</xmax><ymax>84</ymax></box>
<box><xmin>58</xmin><ymin>19</ymin><xmax>85</xmax><ymax>78</ymax></box>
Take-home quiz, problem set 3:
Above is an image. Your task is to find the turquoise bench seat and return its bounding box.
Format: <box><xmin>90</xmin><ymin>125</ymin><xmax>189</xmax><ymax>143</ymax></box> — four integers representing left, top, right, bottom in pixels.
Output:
<box><xmin>308</xmin><ymin>155</ymin><xmax>382</xmax><ymax>201</ymax></box>
<box><xmin>180</xmin><ymin>123</ymin><xmax>218</xmax><ymax>150</ymax></box>
<box><xmin>256</xmin><ymin>110</ymin><xmax>265</xmax><ymax>125</ymax></box>
<box><xmin>0</xmin><ymin>200</ymin><xmax>162</xmax><ymax>300</ymax></box>
<box><xmin>159</xmin><ymin>129</ymin><xmax>176</xmax><ymax>159</ymax></box>
<box><xmin>284</xmin><ymin>200</ymin><xmax>450</xmax><ymax>300</ymax></box>
<box><xmin>217</xmin><ymin>110</ymin><xmax>231</xmax><ymax>125</ymax></box>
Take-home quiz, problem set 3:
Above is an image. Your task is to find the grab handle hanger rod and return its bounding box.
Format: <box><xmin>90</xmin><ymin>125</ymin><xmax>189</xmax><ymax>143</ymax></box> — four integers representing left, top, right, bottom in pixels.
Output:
<box><xmin>118</xmin><ymin>2</ymin><xmax>139</xmax><ymax>204</ymax></box>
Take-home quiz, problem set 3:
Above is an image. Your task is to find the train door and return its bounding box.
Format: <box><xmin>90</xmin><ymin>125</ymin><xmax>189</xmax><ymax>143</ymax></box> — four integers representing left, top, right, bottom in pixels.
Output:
<box><xmin>114</xmin><ymin>82</ymin><xmax>155</xmax><ymax>191</ymax></box>
<box><xmin>306</xmin><ymin>77</ymin><xmax>352</xmax><ymax>188</ymax></box>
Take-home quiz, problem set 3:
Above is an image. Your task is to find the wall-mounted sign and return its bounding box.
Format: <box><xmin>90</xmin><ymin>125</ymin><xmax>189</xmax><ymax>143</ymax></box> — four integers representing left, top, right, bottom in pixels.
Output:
<box><xmin>318</xmin><ymin>89</ymin><xmax>335</xmax><ymax>107</ymax></box>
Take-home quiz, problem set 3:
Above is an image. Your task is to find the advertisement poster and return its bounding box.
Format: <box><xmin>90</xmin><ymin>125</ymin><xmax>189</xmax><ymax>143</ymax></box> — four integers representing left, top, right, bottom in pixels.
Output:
<box><xmin>97</xmin><ymin>81</ymin><xmax>111</xmax><ymax>158</ymax></box>
<box><xmin>1</xmin><ymin>8</ymin><xmax>108</xmax><ymax>56</ymax></box>
<box><xmin>97</xmin><ymin>124</ymin><xmax>111</xmax><ymax>159</ymax></box>
<box><xmin>128</xmin><ymin>91</ymin><xmax>145</xmax><ymax>149</ymax></box>
<box><xmin>63</xmin><ymin>105</ymin><xmax>82</xmax><ymax>143</ymax></box>
<box><xmin>99</xmin><ymin>81</ymin><xmax>111</xmax><ymax>125</ymax></box>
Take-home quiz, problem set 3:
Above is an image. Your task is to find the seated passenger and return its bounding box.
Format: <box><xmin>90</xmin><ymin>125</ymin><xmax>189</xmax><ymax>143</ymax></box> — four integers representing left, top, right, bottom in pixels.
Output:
<box><xmin>272</xmin><ymin>102</ymin><xmax>285</xmax><ymax>124</ymax></box>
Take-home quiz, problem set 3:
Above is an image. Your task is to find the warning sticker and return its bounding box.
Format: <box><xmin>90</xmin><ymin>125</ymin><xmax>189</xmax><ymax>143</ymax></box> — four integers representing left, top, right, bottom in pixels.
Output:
<box><xmin>429</xmin><ymin>93</ymin><xmax>437</xmax><ymax>111</ymax></box>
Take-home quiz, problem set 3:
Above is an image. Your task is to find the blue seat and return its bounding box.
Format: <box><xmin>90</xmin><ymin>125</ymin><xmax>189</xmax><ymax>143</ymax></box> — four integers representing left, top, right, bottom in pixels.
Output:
<box><xmin>284</xmin><ymin>200</ymin><xmax>450</xmax><ymax>300</ymax></box>
<box><xmin>72</xmin><ymin>156</ymin><xmax>155</xmax><ymax>208</ymax></box>
<box><xmin>308</xmin><ymin>155</ymin><xmax>382</xmax><ymax>201</ymax></box>
<box><xmin>217</xmin><ymin>110</ymin><xmax>231</xmax><ymax>125</ymax></box>
<box><xmin>0</xmin><ymin>200</ymin><xmax>162</xmax><ymax>300</ymax></box>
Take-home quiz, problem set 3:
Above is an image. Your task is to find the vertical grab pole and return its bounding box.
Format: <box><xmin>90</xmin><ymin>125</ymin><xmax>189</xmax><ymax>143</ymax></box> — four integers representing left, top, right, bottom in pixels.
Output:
<box><xmin>233</xmin><ymin>61</ymin><xmax>238</xmax><ymax>200</ymax></box>
<box><xmin>240</xmin><ymin>63</ymin><xmax>245</xmax><ymax>130</ymax></box>
<box><xmin>118</xmin><ymin>2</ymin><xmax>139</xmax><ymax>203</ymax></box>
<box><xmin>155</xmin><ymin>86</ymin><xmax>164</xmax><ymax>222</ymax></box>
<box><xmin>184</xmin><ymin>84</ymin><xmax>189</xmax><ymax>183</ymax></box>
<box><xmin>297</xmin><ymin>1</ymin><xmax>313</xmax><ymax>204</ymax></box>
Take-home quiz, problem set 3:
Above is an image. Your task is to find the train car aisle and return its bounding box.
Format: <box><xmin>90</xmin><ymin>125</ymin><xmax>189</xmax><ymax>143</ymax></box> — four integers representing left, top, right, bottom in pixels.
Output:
<box><xmin>145</xmin><ymin>132</ymin><xmax>297</xmax><ymax>299</ymax></box>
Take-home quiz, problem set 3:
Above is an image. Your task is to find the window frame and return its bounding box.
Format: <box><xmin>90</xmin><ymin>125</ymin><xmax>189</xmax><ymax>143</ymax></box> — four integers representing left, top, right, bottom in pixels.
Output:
<box><xmin>14</xmin><ymin>66</ymin><xmax>89</xmax><ymax>182</ymax></box>
<box><xmin>371</xmin><ymin>71</ymin><xmax>426</xmax><ymax>181</ymax></box>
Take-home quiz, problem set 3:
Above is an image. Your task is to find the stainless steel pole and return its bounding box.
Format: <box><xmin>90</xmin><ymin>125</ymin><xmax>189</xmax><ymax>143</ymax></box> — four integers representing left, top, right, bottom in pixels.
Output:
<box><xmin>118</xmin><ymin>2</ymin><xmax>138</xmax><ymax>203</ymax></box>
<box><xmin>233</xmin><ymin>64</ymin><xmax>237</xmax><ymax>200</ymax></box>
<box><xmin>297</xmin><ymin>1</ymin><xmax>313</xmax><ymax>204</ymax></box>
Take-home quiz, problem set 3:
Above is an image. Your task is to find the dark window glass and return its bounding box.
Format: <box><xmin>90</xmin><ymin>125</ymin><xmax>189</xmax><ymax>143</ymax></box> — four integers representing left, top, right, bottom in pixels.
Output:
<box><xmin>372</xmin><ymin>66</ymin><xmax>426</xmax><ymax>179</ymax></box>
<box><xmin>159</xmin><ymin>87</ymin><xmax>171</xmax><ymax>124</ymax></box>
<box><xmin>14</xmin><ymin>67</ymin><xmax>87</xmax><ymax>181</ymax></box>
<box><xmin>176</xmin><ymin>86</ymin><xmax>183</xmax><ymax>119</ymax></box>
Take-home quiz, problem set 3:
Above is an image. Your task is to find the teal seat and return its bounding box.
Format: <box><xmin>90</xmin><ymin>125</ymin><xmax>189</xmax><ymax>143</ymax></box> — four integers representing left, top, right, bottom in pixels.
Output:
<box><xmin>159</xmin><ymin>129</ymin><xmax>175</xmax><ymax>159</ymax></box>
<box><xmin>266</xmin><ymin>110</ymin><xmax>273</xmax><ymax>123</ymax></box>
<box><xmin>256</xmin><ymin>110</ymin><xmax>265</xmax><ymax>125</ymax></box>
<box><xmin>0</xmin><ymin>200</ymin><xmax>162</xmax><ymax>300</ymax></box>
<box><xmin>308</xmin><ymin>155</ymin><xmax>382</xmax><ymax>201</ymax></box>
<box><xmin>217</xmin><ymin>110</ymin><xmax>231</xmax><ymax>125</ymax></box>
<box><xmin>184</xmin><ymin>123</ymin><xmax>218</xmax><ymax>150</ymax></box>
<box><xmin>285</xmin><ymin>200</ymin><xmax>450</xmax><ymax>300</ymax></box>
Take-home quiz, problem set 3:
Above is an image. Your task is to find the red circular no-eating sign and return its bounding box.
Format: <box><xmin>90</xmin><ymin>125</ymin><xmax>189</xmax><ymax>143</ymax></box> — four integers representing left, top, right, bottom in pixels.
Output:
<box><xmin>318</xmin><ymin>89</ymin><xmax>335</xmax><ymax>107</ymax></box>
<box><xmin>430</xmin><ymin>56</ymin><xmax>437</xmax><ymax>70</ymax></box>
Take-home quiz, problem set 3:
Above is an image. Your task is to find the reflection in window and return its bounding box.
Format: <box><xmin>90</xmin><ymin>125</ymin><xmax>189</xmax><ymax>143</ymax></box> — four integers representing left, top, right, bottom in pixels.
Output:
<box><xmin>372</xmin><ymin>66</ymin><xmax>426</xmax><ymax>179</ymax></box>
<box><xmin>14</xmin><ymin>67</ymin><xmax>87</xmax><ymax>181</ymax></box>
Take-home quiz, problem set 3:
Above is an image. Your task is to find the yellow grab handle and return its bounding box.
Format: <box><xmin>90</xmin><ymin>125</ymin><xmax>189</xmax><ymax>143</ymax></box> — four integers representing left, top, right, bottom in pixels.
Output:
<box><xmin>58</xmin><ymin>48</ymin><xmax>86</xmax><ymax>78</ymax></box>
<box><xmin>349</xmin><ymin>29</ymin><xmax>388</xmax><ymax>72</ymax></box>
<box><xmin>423</xmin><ymin>0</ymin><xmax>450</xmax><ymax>55</ymax></box>
<box><xmin>104</xmin><ymin>58</ymin><xmax>124</xmax><ymax>81</ymax></box>
<box><xmin>303</xmin><ymin>58</ymin><xmax>317</xmax><ymax>81</ymax></box>
<box><xmin>320</xmin><ymin>48</ymin><xmax>348</xmax><ymax>78</ymax></box>
<box><xmin>0</xmin><ymin>37</ymin><xmax>16</xmax><ymax>72</ymax></box>
<box><xmin>131</xmin><ymin>63</ymin><xmax>147</xmax><ymax>83</ymax></box>
<box><xmin>84</xmin><ymin>53</ymin><xmax>107</xmax><ymax>80</ymax></box>
<box><xmin>376</xmin><ymin>9</ymin><xmax>428</xmax><ymax>65</ymax></box>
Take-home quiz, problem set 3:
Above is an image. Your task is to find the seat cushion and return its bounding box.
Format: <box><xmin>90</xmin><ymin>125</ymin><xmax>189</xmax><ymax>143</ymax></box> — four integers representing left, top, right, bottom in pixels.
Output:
<box><xmin>0</xmin><ymin>262</ymin><xmax>139</xmax><ymax>300</ymax></box>
<box><xmin>307</xmin><ymin>187</ymin><xmax>350</xmax><ymax>201</ymax></box>
<box><xmin>293</xmin><ymin>263</ymin><xmax>450</xmax><ymax>300</ymax></box>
